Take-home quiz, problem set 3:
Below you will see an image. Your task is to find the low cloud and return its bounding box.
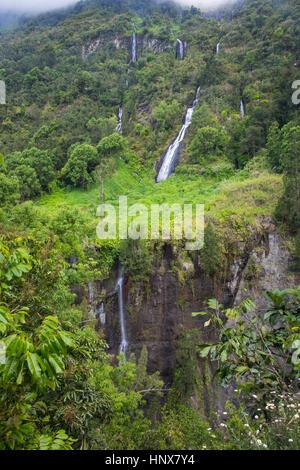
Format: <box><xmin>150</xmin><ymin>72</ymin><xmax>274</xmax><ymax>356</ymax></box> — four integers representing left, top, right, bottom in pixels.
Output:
<box><xmin>0</xmin><ymin>0</ymin><xmax>77</xmax><ymax>14</ymax></box>
<box><xmin>160</xmin><ymin>0</ymin><xmax>237</xmax><ymax>10</ymax></box>
<box><xmin>0</xmin><ymin>0</ymin><xmax>236</xmax><ymax>15</ymax></box>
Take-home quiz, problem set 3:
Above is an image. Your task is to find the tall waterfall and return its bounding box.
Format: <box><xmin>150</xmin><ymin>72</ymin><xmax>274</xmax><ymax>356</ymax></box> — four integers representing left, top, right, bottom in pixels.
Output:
<box><xmin>88</xmin><ymin>281</ymin><xmax>97</xmax><ymax>318</ymax></box>
<box><xmin>240</xmin><ymin>99</ymin><xmax>245</xmax><ymax>118</ymax></box>
<box><xmin>116</xmin><ymin>266</ymin><xmax>128</xmax><ymax>358</ymax></box>
<box><xmin>131</xmin><ymin>27</ymin><xmax>137</xmax><ymax>62</ymax></box>
<box><xmin>176</xmin><ymin>39</ymin><xmax>184</xmax><ymax>60</ymax></box>
<box><xmin>88</xmin><ymin>281</ymin><xmax>94</xmax><ymax>305</ymax></box>
<box><xmin>116</xmin><ymin>106</ymin><xmax>123</xmax><ymax>133</ymax></box>
<box><xmin>216</xmin><ymin>42</ymin><xmax>220</xmax><ymax>54</ymax></box>
<box><xmin>157</xmin><ymin>87</ymin><xmax>200</xmax><ymax>182</ymax></box>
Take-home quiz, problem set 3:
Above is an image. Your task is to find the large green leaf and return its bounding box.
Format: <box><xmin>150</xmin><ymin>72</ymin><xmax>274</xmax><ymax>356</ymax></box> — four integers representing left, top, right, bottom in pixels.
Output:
<box><xmin>26</xmin><ymin>352</ymin><xmax>42</xmax><ymax>380</ymax></box>
<box><xmin>48</xmin><ymin>354</ymin><xmax>65</xmax><ymax>374</ymax></box>
<box><xmin>191</xmin><ymin>311</ymin><xmax>207</xmax><ymax>317</ymax></box>
<box><xmin>58</xmin><ymin>330</ymin><xmax>74</xmax><ymax>347</ymax></box>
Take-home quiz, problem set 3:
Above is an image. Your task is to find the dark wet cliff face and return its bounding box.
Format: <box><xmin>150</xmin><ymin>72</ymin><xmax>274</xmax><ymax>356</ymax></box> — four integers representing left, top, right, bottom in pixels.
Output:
<box><xmin>125</xmin><ymin>259</ymin><xmax>224</xmax><ymax>385</ymax></box>
<box><xmin>82</xmin><ymin>219</ymin><xmax>298</xmax><ymax>416</ymax></box>
<box><xmin>103</xmin><ymin>220</ymin><xmax>296</xmax><ymax>367</ymax></box>
<box><xmin>81</xmin><ymin>34</ymin><xmax>172</xmax><ymax>62</ymax></box>
<box><xmin>95</xmin><ymin>247</ymin><xmax>234</xmax><ymax>417</ymax></box>
<box><xmin>90</xmin><ymin>247</ymin><xmax>227</xmax><ymax>387</ymax></box>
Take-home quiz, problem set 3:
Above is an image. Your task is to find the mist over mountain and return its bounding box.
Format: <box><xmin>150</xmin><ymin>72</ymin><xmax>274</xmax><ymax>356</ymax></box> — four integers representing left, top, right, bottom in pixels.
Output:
<box><xmin>0</xmin><ymin>0</ymin><xmax>240</xmax><ymax>31</ymax></box>
<box><xmin>158</xmin><ymin>0</ymin><xmax>237</xmax><ymax>9</ymax></box>
<box><xmin>0</xmin><ymin>11</ymin><xmax>20</xmax><ymax>30</ymax></box>
<box><xmin>0</xmin><ymin>0</ymin><xmax>77</xmax><ymax>14</ymax></box>
<box><xmin>0</xmin><ymin>0</ymin><xmax>238</xmax><ymax>15</ymax></box>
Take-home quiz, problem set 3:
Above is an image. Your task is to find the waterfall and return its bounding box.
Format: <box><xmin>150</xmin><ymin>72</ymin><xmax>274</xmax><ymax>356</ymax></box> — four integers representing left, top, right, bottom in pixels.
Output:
<box><xmin>176</xmin><ymin>39</ymin><xmax>184</xmax><ymax>60</ymax></box>
<box><xmin>216</xmin><ymin>42</ymin><xmax>220</xmax><ymax>54</ymax></box>
<box><xmin>240</xmin><ymin>99</ymin><xmax>245</xmax><ymax>118</ymax></box>
<box><xmin>131</xmin><ymin>27</ymin><xmax>137</xmax><ymax>62</ymax></box>
<box><xmin>88</xmin><ymin>281</ymin><xmax>94</xmax><ymax>304</ymax></box>
<box><xmin>88</xmin><ymin>281</ymin><xmax>96</xmax><ymax>318</ymax></box>
<box><xmin>116</xmin><ymin>106</ymin><xmax>123</xmax><ymax>133</ymax></box>
<box><xmin>116</xmin><ymin>265</ymin><xmax>128</xmax><ymax>358</ymax></box>
<box><xmin>96</xmin><ymin>302</ymin><xmax>106</xmax><ymax>325</ymax></box>
<box><xmin>157</xmin><ymin>87</ymin><xmax>200</xmax><ymax>182</ymax></box>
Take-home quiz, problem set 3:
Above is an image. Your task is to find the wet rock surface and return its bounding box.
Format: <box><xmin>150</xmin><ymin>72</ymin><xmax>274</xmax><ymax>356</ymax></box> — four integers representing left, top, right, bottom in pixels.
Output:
<box><xmin>80</xmin><ymin>220</ymin><xmax>298</xmax><ymax>417</ymax></box>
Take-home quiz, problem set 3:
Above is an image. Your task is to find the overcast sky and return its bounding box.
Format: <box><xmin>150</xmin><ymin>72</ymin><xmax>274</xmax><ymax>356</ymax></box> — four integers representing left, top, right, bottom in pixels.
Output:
<box><xmin>0</xmin><ymin>0</ymin><xmax>77</xmax><ymax>14</ymax></box>
<box><xmin>0</xmin><ymin>0</ymin><xmax>236</xmax><ymax>14</ymax></box>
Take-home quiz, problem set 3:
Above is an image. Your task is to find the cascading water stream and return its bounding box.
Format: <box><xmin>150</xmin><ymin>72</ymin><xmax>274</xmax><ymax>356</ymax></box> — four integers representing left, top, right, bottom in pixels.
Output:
<box><xmin>116</xmin><ymin>266</ymin><xmax>128</xmax><ymax>358</ymax></box>
<box><xmin>216</xmin><ymin>42</ymin><xmax>220</xmax><ymax>54</ymax></box>
<box><xmin>156</xmin><ymin>87</ymin><xmax>200</xmax><ymax>182</ymax></box>
<box><xmin>240</xmin><ymin>99</ymin><xmax>245</xmax><ymax>118</ymax></box>
<box><xmin>88</xmin><ymin>281</ymin><xmax>97</xmax><ymax>319</ymax></box>
<box><xmin>176</xmin><ymin>39</ymin><xmax>184</xmax><ymax>60</ymax></box>
<box><xmin>96</xmin><ymin>302</ymin><xmax>106</xmax><ymax>325</ymax></box>
<box><xmin>116</xmin><ymin>106</ymin><xmax>123</xmax><ymax>133</ymax></box>
<box><xmin>88</xmin><ymin>281</ymin><xmax>94</xmax><ymax>304</ymax></box>
<box><xmin>88</xmin><ymin>281</ymin><xmax>95</xmax><ymax>318</ymax></box>
<box><xmin>131</xmin><ymin>26</ymin><xmax>137</xmax><ymax>62</ymax></box>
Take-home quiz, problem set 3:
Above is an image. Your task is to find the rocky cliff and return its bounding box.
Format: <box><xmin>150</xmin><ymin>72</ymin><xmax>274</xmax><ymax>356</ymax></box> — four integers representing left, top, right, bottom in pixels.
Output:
<box><xmin>82</xmin><ymin>218</ymin><xmax>298</xmax><ymax>417</ymax></box>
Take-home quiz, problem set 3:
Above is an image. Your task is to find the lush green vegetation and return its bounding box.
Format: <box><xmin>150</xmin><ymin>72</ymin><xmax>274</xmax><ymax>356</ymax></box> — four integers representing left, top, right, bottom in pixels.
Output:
<box><xmin>193</xmin><ymin>288</ymin><xmax>300</xmax><ymax>450</ymax></box>
<box><xmin>0</xmin><ymin>0</ymin><xmax>299</xmax><ymax>450</ymax></box>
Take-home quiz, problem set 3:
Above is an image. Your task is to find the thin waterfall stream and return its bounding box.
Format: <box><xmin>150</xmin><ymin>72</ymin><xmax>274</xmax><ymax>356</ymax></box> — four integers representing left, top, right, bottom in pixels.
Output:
<box><xmin>116</xmin><ymin>106</ymin><xmax>123</xmax><ymax>133</ymax></box>
<box><xmin>156</xmin><ymin>87</ymin><xmax>200</xmax><ymax>182</ymax></box>
<box><xmin>176</xmin><ymin>39</ymin><xmax>184</xmax><ymax>60</ymax></box>
<box><xmin>88</xmin><ymin>281</ymin><xmax>95</xmax><ymax>318</ymax></box>
<box><xmin>240</xmin><ymin>99</ymin><xmax>245</xmax><ymax>118</ymax></box>
<box><xmin>97</xmin><ymin>302</ymin><xmax>106</xmax><ymax>325</ymax></box>
<box><xmin>88</xmin><ymin>281</ymin><xmax>94</xmax><ymax>304</ymax></box>
<box><xmin>131</xmin><ymin>26</ymin><xmax>137</xmax><ymax>62</ymax></box>
<box><xmin>116</xmin><ymin>265</ymin><xmax>128</xmax><ymax>358</ymax></box>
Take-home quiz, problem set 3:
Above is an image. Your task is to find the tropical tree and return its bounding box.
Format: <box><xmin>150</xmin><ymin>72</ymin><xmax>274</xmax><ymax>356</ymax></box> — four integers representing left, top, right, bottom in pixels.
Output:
<box><xmin>0</xmin><ymin>241</ymin><xmax>74</xmax><ymax>450</ymax></box>
<box><xmin>275</xmin><ymin>125</ymin><xmax>300</xmax><ymax>231</ymax></box>
<box><xmin>61</xmin><ymin>143</ymin><xmax>98</xmax><ymax>188</ymax></box>
<box><xmin>21</xmin><ymin>147</ymin><xmax>55</xmax><ymax>191</ymax></box>
<box><xmin>188</xmin><ymin>126</ymin><xmax>227</xmax><ymax>163</ymax></box>
<box><xmin>193</xmin><ymin>287</ymin><xmax>300</xmax><ymax>404</ymax></box>
<box><xmin>96</xmin><ymin>133</ymin><xmax>127</xmax><ymax>200</ymax></box>
<box><xmin>10</xmin><ymin>165</ymin><xmax>41</xmax><ymax>201</ymax></box>
<box><xmin>0</xmin><ymin>173</ymin><xmax>20</xmax><ymax>208</ymax></box>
